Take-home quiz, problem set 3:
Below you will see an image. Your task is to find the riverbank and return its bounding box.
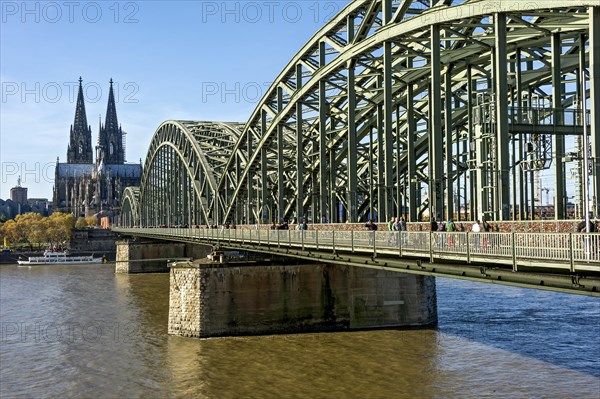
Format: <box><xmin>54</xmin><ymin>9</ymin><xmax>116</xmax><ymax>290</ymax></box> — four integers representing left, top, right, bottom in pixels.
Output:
<box><xmin>1</xmin><ymin>228</ymin><xmax>119</xmax><ymax>264</ymax></box>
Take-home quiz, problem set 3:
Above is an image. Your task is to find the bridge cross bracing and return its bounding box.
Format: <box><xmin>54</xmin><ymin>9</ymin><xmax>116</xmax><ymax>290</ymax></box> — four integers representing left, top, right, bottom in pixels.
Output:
<box><xmin>121</xmin><ymin>0</ymin><xmax>600</xmax><ymax>230</ymax></box>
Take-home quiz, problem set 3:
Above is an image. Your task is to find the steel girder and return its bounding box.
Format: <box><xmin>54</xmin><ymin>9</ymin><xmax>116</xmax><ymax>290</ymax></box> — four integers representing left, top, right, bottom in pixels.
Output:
<box><xmin>123</xmin><ymin>0</ymin><xmax>599</xmax><ymax>227</ymax></box>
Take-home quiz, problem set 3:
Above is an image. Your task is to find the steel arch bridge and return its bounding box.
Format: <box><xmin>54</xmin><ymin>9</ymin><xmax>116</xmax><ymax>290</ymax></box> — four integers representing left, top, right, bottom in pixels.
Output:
<box><xmin>121</xmin><ymin>0</ymin><xmax>600</xmax><ymax>228</ymax></box>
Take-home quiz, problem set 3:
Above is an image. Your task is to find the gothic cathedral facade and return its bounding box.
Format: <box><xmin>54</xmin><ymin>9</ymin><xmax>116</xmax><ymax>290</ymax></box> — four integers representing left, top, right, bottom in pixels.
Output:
<box><xmin>53</xmin><ymin>78</ymin><xmax>142</xmax><ymax>218</ymax></box>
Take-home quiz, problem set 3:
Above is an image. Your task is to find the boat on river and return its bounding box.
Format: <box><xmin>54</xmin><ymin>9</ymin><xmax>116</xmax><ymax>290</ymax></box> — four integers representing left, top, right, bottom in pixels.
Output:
<box><xmin>17</xmin><ymin>251</ymin><xmax>104</xmax><ymax>266</ymax></box>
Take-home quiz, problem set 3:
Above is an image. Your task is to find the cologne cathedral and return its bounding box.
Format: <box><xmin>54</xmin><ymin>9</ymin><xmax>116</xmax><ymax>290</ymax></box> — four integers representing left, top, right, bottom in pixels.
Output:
<box><xmin>53</xmin><ymin>78</ymin><xmax>142</xmax><ymax>217</ymax></box>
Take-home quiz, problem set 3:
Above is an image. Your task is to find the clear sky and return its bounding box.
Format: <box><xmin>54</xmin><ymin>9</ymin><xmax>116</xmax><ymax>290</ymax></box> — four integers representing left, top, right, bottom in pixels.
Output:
<box><xmin>1</xmin><ymin>0</ymin><xmax>349</xmax><ymax>198</ymax></box>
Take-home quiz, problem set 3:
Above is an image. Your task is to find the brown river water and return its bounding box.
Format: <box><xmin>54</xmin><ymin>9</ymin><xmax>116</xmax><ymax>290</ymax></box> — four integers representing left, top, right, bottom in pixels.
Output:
<box><xmin>1</xmin><ymin>263</ymin><xmax>598</xmax><ymax>398</ymax></box>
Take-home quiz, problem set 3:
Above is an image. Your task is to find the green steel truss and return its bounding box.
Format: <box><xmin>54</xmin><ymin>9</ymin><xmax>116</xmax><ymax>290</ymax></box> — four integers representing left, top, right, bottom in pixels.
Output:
<box><xmin>121</xmin><ymin>187</ymin><xmax>140</xmax><ymax>227</ymax></box>
<box><xmin>123</xmin><ymin>0</ymin><xmax>600</xmax><ymax>228</ymax></box>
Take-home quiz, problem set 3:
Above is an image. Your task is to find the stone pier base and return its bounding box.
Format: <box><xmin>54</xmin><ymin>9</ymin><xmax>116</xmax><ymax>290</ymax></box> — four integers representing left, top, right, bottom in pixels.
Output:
<box><xmin>168</xmin><ymin>262</ymin><xmax>437</xmax><ymax>338</ymax></box>
<box><xmin>115</xmin><ymin>239</ymin><xmax>212</xmax><ymax>273</ymax></box>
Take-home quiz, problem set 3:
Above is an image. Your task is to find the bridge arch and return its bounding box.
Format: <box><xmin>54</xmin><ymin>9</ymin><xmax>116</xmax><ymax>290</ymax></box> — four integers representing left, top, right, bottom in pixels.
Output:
<box><xmin>128</xmin><ymin>1</ymin><xmax>599</xmax><ymax>227</ymax></box>
<box><xmin>137</xmin><ymin>120</ymin><xmax>244</xmax><ymax>227</ymax></box>
<box><xmin>218</xmin><ymin>0</ymin><xmax>599</xmax><ymax>225</ymax></box>
<box><xmin>121</xmin><ymin>187</ymin><xmax>140</xmax><ymax>227</ymax></box>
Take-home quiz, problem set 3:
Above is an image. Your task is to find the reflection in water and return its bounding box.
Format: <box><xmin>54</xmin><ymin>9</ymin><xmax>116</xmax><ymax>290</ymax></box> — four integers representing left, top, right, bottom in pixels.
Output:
<box><xmin>1</xmin><ymin>264</ymin><xmax>598</xmax><ymax>398</ymax></box>
<box><xmin>165</xmin><ymin>330</ymin><xmax>599</xmax><ymax>399</ymax></box>
<box><xmin>166</xmin><ymin>331</ymin><xmax>441</xmax><ymax>399</ymax></box>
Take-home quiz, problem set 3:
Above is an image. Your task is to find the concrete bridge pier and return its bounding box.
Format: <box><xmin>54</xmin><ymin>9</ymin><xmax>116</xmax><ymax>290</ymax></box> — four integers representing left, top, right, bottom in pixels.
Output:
<box><xmin>115</xmin><ymin>239</ymin><xmax>212</xmax><ymax>273</ymax></box>
<box><xmin>168</xmin><ymin>261</ymin><xmax>437</xmax><ymax>338</ymax></box>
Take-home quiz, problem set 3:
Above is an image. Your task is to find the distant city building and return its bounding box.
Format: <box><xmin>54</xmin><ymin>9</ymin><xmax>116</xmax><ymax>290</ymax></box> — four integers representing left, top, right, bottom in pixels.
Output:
<box><xmin>10</xmin><ymin>177</ymin><xmax>27</xmax><ymax>205</ymax></box>
<box><xmin>53</xmin><ymin>78</ymin><xmax>142</xmax><ymax>218</ymax></box>
<box><xmin>0</xmin><ymin>196</ymin><xmax>51</xmax><ymax>220</ymax></box>
<box><xmin>28</xmin><ymin>198</ymin><xmax>51</xmax><ymax>216</ymax></box>
<box><xmin>0</xmin><ymin>199</ymin><xmax>16</xmax><ymax>220</ymax></box>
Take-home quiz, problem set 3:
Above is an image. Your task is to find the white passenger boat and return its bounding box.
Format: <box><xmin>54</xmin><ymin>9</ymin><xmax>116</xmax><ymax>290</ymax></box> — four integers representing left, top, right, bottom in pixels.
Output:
<box><xmin>17</xmin><ymin>251</ymin><xmax>104</xmax><ymax>265</ymax></box>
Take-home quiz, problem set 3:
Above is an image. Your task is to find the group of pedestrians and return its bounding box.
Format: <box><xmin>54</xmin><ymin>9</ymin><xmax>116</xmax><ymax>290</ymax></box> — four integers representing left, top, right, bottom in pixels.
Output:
<box><xmin>364</xmin><ymin>216</ymin><xmax>410</xmax><ymax>246</ymax></box>
<box><xmin>430</xmin><ymin>217</ymin><xmax>493</xmax><ymax>249</ymax></box>
<box><xmin>471</xmin><ymin>220</ymin><xmax>492</xmax><ymax>248</ymax></box>
<box><xmin>271</xmin><ymin>219</ymin><xmax>309</xmax><ymax>230</ymax></box>
<box><xmin>271</xmin><ymin>220</ymin><xmax>289</xmax><ymax>230</ymax></box>
<box><xmin>386</xmin><ymin>216</ymin><xmax>407</xmax><ymax>245</ymax></box>
<box><xmin>360</xmin><ymin>215</ymin><xmax>599</xmax><ymax>253</ymax></box>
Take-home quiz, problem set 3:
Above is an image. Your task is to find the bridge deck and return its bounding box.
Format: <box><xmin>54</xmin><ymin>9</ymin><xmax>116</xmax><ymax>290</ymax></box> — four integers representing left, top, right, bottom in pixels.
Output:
<box><xmin>114</xmin><ymin>227</ymin><xmax>600</xmax><ymax>296</ymax></box>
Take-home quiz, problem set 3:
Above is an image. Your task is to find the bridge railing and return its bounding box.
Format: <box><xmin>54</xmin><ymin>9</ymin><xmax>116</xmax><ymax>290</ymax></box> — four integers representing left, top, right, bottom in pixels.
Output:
<box><xmin>115</xmin><ymin>228</ymin><xmax>600</xmax><ymax>273</ymax></box>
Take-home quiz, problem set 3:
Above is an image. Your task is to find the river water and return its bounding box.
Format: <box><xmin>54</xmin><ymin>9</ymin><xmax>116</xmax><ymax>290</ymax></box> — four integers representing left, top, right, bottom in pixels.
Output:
<box><xmin>0</xmin><ymin>263</ymin><xmax>598</xmax><ymax>399</ymax></box>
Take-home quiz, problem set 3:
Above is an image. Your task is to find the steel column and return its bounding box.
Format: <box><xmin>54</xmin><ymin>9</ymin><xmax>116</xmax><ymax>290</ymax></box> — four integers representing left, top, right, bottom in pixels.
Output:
<box><xmin>383</xmin><ymin>40</ymin><xmax>394</xmax><ymax>221</ymax></box>
<box><xmin>590</xmin><ymin>7</ymin><xmax>600</xmax><ymax>217</ymax></box>
<box><xmin>552</xmin><ymin>33</ymin><xmax>566</xmax><ymax>219</ymax></box>
<box><xmin>347</xmin><ymin>16</ymin><xmax>358</xmax><ymax>223</ymax></box>
<box><xmin>377</xmin><ymin>102</ymin><xmax>385</xmax><ymax>222</ymax></box>
<box><xmin>407</xmin><ymin>66</ymin><xmax>417</xmax><ymax>222</ymax></box>
<box><xmin>495</xmin><ymin>13</ymin><xmax>510</xmax><ymax>220</ymax></box>
<box><xmin>347</xmin><ymin>60</ymin><xmax>358</xmax><ymax>222</ymax></box>
<box><xmin>319</xmin><ymin>40</ymin><xmax>328</xmax><ymax>223</ymax></box>
<box><xmin>261</xmin><ymin>111</ymin><xmax>269</xmax><ymax>224</ymax></box>
<box><xmin>296</xmin><ymin>64</ymin><xmax>304</xmax><ymax>223</ymax></box>
<box><xmin>467</xmin><ymin>66</ymin><xmax>477</xmax><ymax>221</ymax></box>
<box><xmin>445</xmin><ymin>68</ymin><xmax>453</xmax><ymax>220</ymax></box>
<box><xmin>430</xmin><ymin>24</ymin><xmax>444</xmax><ymax>221</ymax></box>
<box><xmin>579</xmin><ymin>34</ymin><xmax>587</xmax><ymax>219</ymax></box>
<box><xmin>247</xmin><ymin>129</ymin><xmax>254</xmax><ymax>224</ymax></box>
<box><xmin>277</xmin><ymin>87</ymin><xmax>284</xmax><ymax>223</ymax></box>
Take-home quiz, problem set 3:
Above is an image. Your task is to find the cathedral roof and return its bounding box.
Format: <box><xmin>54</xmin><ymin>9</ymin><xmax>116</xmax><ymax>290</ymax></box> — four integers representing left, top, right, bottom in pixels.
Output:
<box><xmin>56</xmin><ymin>163</ymin><xmax>95</xmax><ymax>178</ymax></box>
<box><xmin>96</xmin><ymin>163</ymin><xmax>142</xmax><ymax>178</ymax></box>
<box><xmin>56</xmin><ymin>163</ymin><xmax>142</xmax><ymax>179</ymax></box>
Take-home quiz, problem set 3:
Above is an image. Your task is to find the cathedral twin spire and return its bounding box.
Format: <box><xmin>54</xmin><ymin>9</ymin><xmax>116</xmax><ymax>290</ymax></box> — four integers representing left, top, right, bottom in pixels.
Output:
<box><xmin>67</xmin><ymin>77</ymin><xmax>124</xmax><ymax>165</ymax></box>
<box><xmin>97</xmin><ymin>79</ymin><xmax>125</xmax><ymax>165</ymax></box>
<box><xmin>67</xmin><ymin>77</ymin><xmax>93</xmax><ymax>164</ymax></box>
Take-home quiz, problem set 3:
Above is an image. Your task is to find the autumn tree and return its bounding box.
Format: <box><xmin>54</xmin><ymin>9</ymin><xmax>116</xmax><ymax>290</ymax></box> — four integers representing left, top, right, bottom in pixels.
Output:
<box><xmin>85</xmin><ymin>216</ymin><xmax>98</xmax><ymax>227</ymax></box>
<box><xmin>10</xmin><ymin>213</ymin><xmax>43</xmax><ymax>249</ymax></box>
<box><xmin>1</xmin><ymin>219</ymin><xmax>20</xmax><ymax>244</ymax></box>
<box><xmin>28</xmin><ymin>216</ymin><xmax>49</xmax><ymax>249</ymax></box>
<box><xmin>75</xmin><ymin>217</ymin><xmax>87</xmax><ymax>229</ymax></box>
<box><xmin>47</xmin><ymin>212</ymin><xmax>75</xmax><ymax>246</ymax></box>
<box><xmin>0</xmin><ymin>212</ymin><xmax>75</xmax><ymax>249</ymax></box>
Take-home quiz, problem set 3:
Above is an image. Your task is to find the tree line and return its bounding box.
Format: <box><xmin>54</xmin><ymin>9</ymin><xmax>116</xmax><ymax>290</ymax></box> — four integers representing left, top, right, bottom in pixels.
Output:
<box><xmin>0</xmin><ymin>213</ymin><xmax>98</xmax><ymax>250</ymax></box>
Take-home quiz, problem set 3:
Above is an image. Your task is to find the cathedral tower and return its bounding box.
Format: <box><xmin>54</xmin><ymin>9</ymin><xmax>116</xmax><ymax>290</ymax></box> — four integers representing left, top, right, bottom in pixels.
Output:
<box><xmin>97</xmin><ymin>79</ymin><xmax>125</xmax><ymax>165</ymax></box>
<box><xmin>67</xmin><ymin>77</ymin><xmax>93</xmax><ymax>163</ymax></box>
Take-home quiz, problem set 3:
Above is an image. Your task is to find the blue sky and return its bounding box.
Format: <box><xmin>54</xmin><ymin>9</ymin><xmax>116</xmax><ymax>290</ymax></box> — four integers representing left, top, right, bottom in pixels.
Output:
<box><xmin>1</xmin><ymin>1</ymin><xmax>349</xmax><ymax>198</ymax></box>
